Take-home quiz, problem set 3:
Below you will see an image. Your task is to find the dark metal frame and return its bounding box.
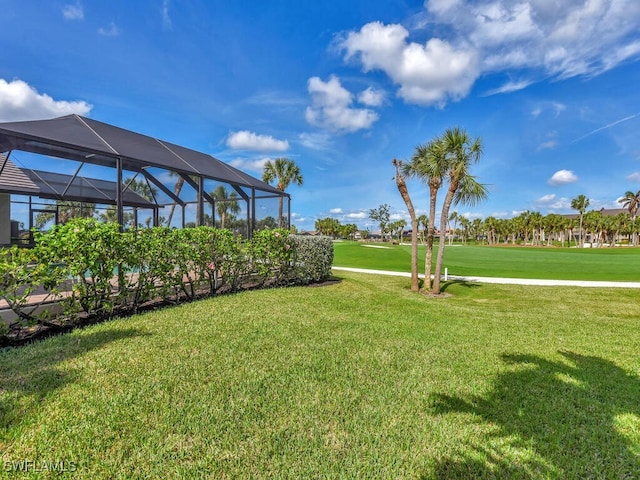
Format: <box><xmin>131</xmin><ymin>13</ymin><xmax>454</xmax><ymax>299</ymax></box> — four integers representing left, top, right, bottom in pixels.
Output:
<box><xmin>0</xmin><ymin>115</ymin><xmax>289</xmax><ymax>237</ymax></box>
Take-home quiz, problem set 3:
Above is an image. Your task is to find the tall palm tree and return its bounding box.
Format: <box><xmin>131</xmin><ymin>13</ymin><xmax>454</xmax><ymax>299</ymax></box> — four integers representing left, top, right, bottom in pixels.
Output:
<box><xmin>212</xmin><ymin>185</ymin><xmax>241</xmax><ymax>229</ymax></box>
<box><xmin>433</xmin><ymin>127</ymin><xmax>488</xmax><ymax>295</ymax></box>
<box><xmin>393</xmin><ymin>159</ymin><xmax>419</xmax><ymax>291</ymax></box>
<box><xmin>621</xmin><ymin>190</ymin><xmax>640</xmax><ymax>246</ymax></box>
<box><xmin>403</xmin><ymin>139</ymin><xmax>448</xmax><ymax>291</ymax></box>
<box><xmin>570</xmin><ymin>194</ymin><xmax>590</xmax><ymax>248</ymax></box>
<box><xmin>262</xmin><ymin>157</ymin><xmax>303</xmax><ymax>228</ymax></box>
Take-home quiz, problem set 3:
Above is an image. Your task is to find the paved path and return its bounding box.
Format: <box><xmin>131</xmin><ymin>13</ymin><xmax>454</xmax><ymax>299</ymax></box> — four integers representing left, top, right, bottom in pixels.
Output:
<box><xmin>332</xmin><ymin>266</ymin><xmax>640</xmax><ymax>289</ymax></box>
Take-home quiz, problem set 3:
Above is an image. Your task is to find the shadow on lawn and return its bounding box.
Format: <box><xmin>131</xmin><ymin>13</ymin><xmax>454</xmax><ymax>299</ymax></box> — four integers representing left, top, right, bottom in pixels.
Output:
<box><xmin>425</xmin><ymin>351</ymin><xmax>640</xmax><ymax>479</ymax></box>
<box><xmin>439</xmin><ymin>279</ymin><xmax>482</xmax><ymax>293</ymax></box>
<box><xmin>0</xmin><ymin>328</ymin><xmax>148</xmax><ymax>431</ymax></box>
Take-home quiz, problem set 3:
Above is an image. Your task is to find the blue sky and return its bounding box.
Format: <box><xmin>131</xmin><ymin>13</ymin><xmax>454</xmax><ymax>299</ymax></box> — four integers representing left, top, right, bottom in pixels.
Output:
<box><xmin>1</xmin><ymin>0</ymin><xmax>640</xmax><ymax>231</ymax></box>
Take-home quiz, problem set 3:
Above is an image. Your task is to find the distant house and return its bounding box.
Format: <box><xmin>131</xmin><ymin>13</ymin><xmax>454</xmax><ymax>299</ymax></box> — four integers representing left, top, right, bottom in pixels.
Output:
<box><xmin>562</xmin><ymin>207</ymin><xmax>628</xmax><ymax>220</ymax></box>
<box><xmin>561</xmin><ymin>207</ymin><xmax>631</xmax><ymax>246</ymax></box>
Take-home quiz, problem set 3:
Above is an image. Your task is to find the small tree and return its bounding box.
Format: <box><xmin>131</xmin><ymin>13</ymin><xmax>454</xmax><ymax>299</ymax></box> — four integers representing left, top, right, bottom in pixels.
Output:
<box><xmin>369</xmin><ymin>204</ymin><xmax>390</xmax><ymax>241</ymax></box>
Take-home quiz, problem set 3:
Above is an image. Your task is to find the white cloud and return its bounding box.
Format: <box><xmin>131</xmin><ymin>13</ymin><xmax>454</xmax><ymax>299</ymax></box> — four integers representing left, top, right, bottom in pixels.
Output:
<box><xmin>626</xmin><ymin>172</ymin><xmax>640</xmax><ymax>182</ymax></box>
<box><xmin>340</xmin><ymin>21</ymin><xmax>479</xmax><ymax>106</ymax></box>
<box><xmin>588</xmin><ymin>197</ymin><xmax>620</xmax><ymax>211</ymax></box>
<box><xmin>346</xmin><ymin>211</ymin><xmax>367</xmax><ymax>219</ymax></box>
<box><xmin>305</xmin><ymin>75</ymin><xmax>379</xmax><ymax>133</ymax></box>
<box><xmin>0</xmin><ymin>78</ymin><xmax>92</xmax><ymax>122</ymax></box>
<box><xmin>227</xmin><ymin>130</ymin><xmax>289</xmax><ymax>152</ymax></box>
<box><xmin>484</xmin><ymin>79</ymin><xmax>533</xmax><ymax>96</ymax></box>
<box><xmin>534</xmin><ymin>194</ymin><xmax>571</xmax><ymax>210</ymax></box>
<box><xmin>341</xmin><ymin>1</ymin><xmax>640</xmax><ymax>106</ymax></box>
<box><xmin>62</xmin><ymin>2</ymin><xmax>84</xmax><ymax>20</ymax></box>
<box><xmin>298</xmin><ymin>132</ymin><xmax>331</xmax><ymax>150</ymax></box>
<box><xmin>98</xmin><ymin>22</ymin><xmax>120</xmax><ymax>36</ymax></box>
<box><xmin>537</xmin><ymin>193</ymin><xmax>556</xmax><ymax>203</ymax></box>
<box><xmin>531</xmin><ymin>101</ymin><xmax>567</xmax><ymax>119</ymax></box>
<box><xmin>426</xmin><ymin>0</ymin><xmax>463</xmax><ymax>16</ymax></box>
<box><xmin>548</xmin><ymin>169</ymin><xmax>578</xmax><ymax>186</ymax></box>
<box><xmin>358</xmin><ymin>87</ymin><xmax>385</xmax><ymax>106</ymax></box>
<box><xmin>552</xmin><ymin>102</ymin><xmax>566</xmax><ymax>116</ymax></box>
<box><xmin>162</xmin><ymin>0</ymin><xmax>172</xmax><ymax>30</ymax></box>
<box><xmin>227</xmin><ymin>157</ymin><xmax>270</xmax><ymax>173</ymax></box>
<box><xmin>329</xmin><ymin>208</ymin><xmax>343</xmax><ymax>214</ymax></box>
<box><xmin>537</xmin><ymin>140</ymin><xmax>558</xmax><ymax>151</ymax></box>
<box><xmin>431</xmin><ymin>0</ymin><xmax>640</xmax><ymax>78</ymax></box>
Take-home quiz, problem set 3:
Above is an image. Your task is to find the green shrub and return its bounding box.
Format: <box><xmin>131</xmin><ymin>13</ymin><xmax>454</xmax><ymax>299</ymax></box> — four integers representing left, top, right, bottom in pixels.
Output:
<box><xmin>247</xmin><ymin>228</ymin><xmax>294</xmax><ymax>286</ymax></box>
<box><xmin>2</xmin><ymin>224</ymin><xmax>335</xmax><ymax>338</ymax></box>
<box><xmin>0</xmin><ymin>246</ymin><xmax>66</xmax><ymax>326</ymax></box>
<box><xmin>35</xmin><ymin>219</ymin><xmax>124</xmax><ymax>318</ymax></box>
<box><xmin>290</xmin><ymin>235</ymin><xmax>334</xmax><ymax>283</ymax></box>
<box><xmin>120</xmin><ymin>227</ymin><xmax>175</xmax><ymax>310</ymax></box>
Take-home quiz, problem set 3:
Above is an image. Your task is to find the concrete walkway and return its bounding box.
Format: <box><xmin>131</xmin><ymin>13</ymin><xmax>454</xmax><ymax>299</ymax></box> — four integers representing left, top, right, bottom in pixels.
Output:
<box><xmin>332</xmin><ymin>266</ymin><xmax>640</xmax><ymax>289</ymax></box>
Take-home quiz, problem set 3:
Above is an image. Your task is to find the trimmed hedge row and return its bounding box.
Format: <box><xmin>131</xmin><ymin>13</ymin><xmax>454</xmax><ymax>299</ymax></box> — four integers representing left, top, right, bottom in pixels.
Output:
<box><xmin>0</xmin><ymin>218</ymin><xmax>334</xmax><ymax>334</ymax></box>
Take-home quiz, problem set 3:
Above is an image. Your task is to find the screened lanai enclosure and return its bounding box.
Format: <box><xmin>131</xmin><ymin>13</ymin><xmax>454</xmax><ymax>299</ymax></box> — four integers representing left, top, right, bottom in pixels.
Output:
<box><xmin>0</xmin><ymin>115</ymin><xmax>290</xmax><ymax>246</ymax></box>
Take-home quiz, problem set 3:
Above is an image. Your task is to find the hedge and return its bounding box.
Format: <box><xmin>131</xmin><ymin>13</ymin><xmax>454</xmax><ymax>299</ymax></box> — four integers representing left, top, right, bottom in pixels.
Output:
<box><xmin>0</xmin><ymin>218</ymin><xmax>334</xmax><ymax>336</ymax></box>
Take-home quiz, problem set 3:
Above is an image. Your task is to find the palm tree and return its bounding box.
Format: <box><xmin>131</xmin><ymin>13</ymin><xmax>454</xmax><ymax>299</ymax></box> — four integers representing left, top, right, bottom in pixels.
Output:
<box><xmin>433</xmin><ymin>127</ymin><xmax>488</xmax><ymax>295</ymax></box>
<box><xmin>124</xmin><ymin>176</ymin><xmax>158</xmax><ymax>201</ymax></box>
<box><xmin>529</xmin><ymin>211</ymin><xmax>544</xmax><ymax>246</ymax></box>
<box><xmin>571</xmin><ymin>194</ymin><xmax>590</xmax><ymax>248</ymax></box>
<box><xmin>35</xmin><ymin>201</ymin><xmax>97</xmax><ymax>230</ymax></box>
<box><xmin>166</xmin><ymin>171</ymin><xmax>185</xmax><ymax>227</ymax></box>
<box><xmin>393</xmin><ymin>159</ymin><xmax>419</xmax><ymax>291</ymax></box>
<box><xmin>403</xmin><ymin>139</ymin><xmax>448</xmax><ymax>291</ymax></box>
<box><xmin>458</xmin><ymin>216</ymin><xmax>471</xmax><ymax>245</ymax></box>
<box><xmin>484</xmin><ymin>216</ymin><xmax>498</xmax><ymax>245</ymax></box>
<box><xmin>621</xmin><ymin>190</ymin><xmax>640</xmax><ymax>246</ymax></box>
<box><xmin>417</xmin><ymin>214</ymin><xmax>428</xmax><ymax>244</ymax></box>
<box><xmin>212</xmin><ymin>185</ymin><xmax>241</xmax><ymax>229</ymax></box>
<box><xmin>448</xmin><ymin>211</ymin><xmax>459</xmax><ymax>245</ymax></box>
<box><xmin>262</xmin><ymin>157</ymin><xmax>303</xmax><ymax>228</ymax></box>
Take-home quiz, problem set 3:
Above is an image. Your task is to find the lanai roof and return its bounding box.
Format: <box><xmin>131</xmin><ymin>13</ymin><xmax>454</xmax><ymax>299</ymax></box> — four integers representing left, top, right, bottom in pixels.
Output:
<box><xmin>0</xmin><ymin>156</ymin><xmax>155</xmax><ymax>208</ymax></box>
<box><xmin>0</xmin><ymin>114</ymin><xmax>283</xmax><ymax>196</ymax></box>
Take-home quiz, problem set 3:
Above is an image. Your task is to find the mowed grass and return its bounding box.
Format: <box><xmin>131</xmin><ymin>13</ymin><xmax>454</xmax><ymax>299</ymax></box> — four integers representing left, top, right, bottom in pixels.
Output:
<box><xmin>1</xmin><ymin>271</ymin><xmax>639</xmax><ymax>478</ymax></box>
<box><xmin>333</xmin><ymin>241</ymin><xmax>640</xmax><ymax>281</ymax></box>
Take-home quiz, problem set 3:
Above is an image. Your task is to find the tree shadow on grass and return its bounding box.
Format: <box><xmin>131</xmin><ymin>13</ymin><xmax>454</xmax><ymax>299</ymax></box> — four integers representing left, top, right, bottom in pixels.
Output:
<box><xmin>439</xmin><ymin>279</ymin><xmax>482</xmax><ymax>293</ymax></box>
<box><xmin>0</xmin><ymin>328</ymin><xmax>149</xmax><ymax>431</ymax></box>
<box><xmin>425</xmin><ymin>351</ymin><xmax>640</xmax><ymax>479</ymax></box>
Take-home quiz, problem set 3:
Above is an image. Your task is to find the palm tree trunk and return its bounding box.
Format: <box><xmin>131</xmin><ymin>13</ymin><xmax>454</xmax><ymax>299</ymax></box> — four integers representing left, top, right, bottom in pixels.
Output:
<box><xmin>167</xmin><ymin>177</ymin><xmax>184</xmax><ymax>226</ymax></box>
<box><xmin>433</xmin><ymin>186</ymin><xmax>456</xmax><ymax>295</ymax></box>
<box><xmin>425</xmin><ymin>187</ymin><xmax>438</xmax><ymax>291</ymax></box>
<box><xmin>393</xmin><ymin>160</ymin><xmax>419</xmax><ymax>292</ymax></box>
<box><xmin>277</xmin><ymin>196</ymin><xmax>283</xmax><ymax>228</ymax></box>
<box><xmin>579</xmin><ymin>214</ymin><xmax>583</xmax><ymax>248</ymax></box>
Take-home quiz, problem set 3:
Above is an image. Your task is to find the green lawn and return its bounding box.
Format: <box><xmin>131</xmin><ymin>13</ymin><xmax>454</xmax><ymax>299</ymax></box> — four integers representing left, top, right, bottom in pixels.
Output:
<box><xmin>1</xmin><ymin>271</ymin><xmax>639</xmax><ymax>478</ymax></box>
<box><xmin>333</xmin><ymin>241</ymin><xmax>640</xmax><ymax>281</ymax></box>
